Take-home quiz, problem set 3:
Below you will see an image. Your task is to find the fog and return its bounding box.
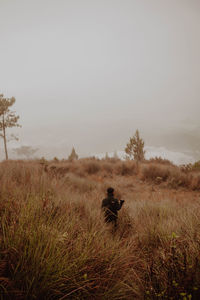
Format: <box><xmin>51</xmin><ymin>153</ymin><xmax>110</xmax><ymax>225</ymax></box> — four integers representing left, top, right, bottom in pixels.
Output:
<box><xmin>0</xmin><ymin>0</ymin><xmax>200</xmax><ymax>161</ymax></box>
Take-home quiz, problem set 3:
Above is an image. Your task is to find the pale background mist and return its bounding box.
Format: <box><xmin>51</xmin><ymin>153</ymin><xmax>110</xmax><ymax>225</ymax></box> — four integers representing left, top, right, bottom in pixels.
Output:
<box><xmin>0</xmin><ymin>0</ymin><xmax>200</xmax><ymax>162</ymax></box>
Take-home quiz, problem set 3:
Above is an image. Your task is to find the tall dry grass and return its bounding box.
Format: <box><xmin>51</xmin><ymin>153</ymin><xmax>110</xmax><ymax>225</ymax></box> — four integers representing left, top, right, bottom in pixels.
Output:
<box><xmin>0</xmin><ymin>160</ymin><xmax>200</xmax><ymax>299</ymax></box>
<box><xmin>141</xmin><ymin>162</ymin><xmax>200</xmax><ymax>190</ymax></box>
<box><xmin>47</xmin><ymin>158</ymin><xmax>137</xmax><ymax>178</ymax></box>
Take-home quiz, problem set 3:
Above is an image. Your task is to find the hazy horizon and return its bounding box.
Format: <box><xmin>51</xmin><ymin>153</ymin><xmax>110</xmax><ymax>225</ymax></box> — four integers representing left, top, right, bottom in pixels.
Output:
<box><xmin>1</xmin><ymin>0</ymin><xmax>200</xmax><ymax>160</ymax></box>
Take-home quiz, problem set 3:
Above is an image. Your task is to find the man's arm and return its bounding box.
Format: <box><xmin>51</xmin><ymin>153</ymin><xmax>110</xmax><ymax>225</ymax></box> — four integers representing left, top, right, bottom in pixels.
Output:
<box><xmin>115</xmin><ymin>199</ymin><xmax>125</xmax><ymax>210</ymax></box>
<box><xmin>120</xmin><ymin>200</ymin><xmax>125</xmax><ymax>208</ymax></box>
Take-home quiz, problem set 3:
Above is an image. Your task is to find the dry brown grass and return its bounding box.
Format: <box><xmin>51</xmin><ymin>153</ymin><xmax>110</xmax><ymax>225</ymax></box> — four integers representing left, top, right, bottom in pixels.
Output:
<box><xmin>1</xmin><ymin>159</ymin><xmax>200</xmax><ymax>299</ymax></box>
<box><xmin>147</xmin><ymin>156</ymin><xmax>174</xmax><ymax>166</ymax></box>
<box><xmin>141</xmin><ymin>162</ymin><xmax>200</xmax><ymax>190</ymax></box>
<box><xmin>46</xmin><ymin>158</ymin><xmax>137</xmax><ymax>179</ymax></box>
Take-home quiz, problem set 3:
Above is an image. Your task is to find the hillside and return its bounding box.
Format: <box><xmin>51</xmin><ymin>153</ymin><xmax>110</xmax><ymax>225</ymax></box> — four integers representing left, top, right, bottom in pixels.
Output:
<box><xmin>0</xmin><ymin>158</ymin><xmax>200</xmax><ymax>299</ymax></box>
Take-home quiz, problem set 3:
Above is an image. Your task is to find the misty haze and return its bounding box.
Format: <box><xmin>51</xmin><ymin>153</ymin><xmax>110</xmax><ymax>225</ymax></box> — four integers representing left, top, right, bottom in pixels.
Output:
<box><xmin>1</xmin><ymin>1</ymin><xmax>200</xmax><ymax>299</ymax></box>
<box><xmin>0</xmin><ymin>0</ymin><xmax>200</xmax><ymax>162</ymax></box>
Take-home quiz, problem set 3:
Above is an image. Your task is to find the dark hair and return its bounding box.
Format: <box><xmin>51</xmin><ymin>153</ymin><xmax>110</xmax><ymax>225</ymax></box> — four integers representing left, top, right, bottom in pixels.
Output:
<box><xmin>107</xmin><ymin>187</ymin><xmax>114</xmax><ymax>194</ymax></box>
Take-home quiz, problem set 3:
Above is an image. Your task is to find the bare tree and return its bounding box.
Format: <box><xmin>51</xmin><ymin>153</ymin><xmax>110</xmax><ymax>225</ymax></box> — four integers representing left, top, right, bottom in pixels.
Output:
<box><xmin>0</xmin><ymin>94</ymin><xmax>21</xmax><ymax>160</ymax></box>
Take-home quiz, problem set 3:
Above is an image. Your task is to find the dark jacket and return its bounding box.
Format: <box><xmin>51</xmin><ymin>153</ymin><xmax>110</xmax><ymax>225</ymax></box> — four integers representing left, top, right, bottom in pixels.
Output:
<box><xmin>101</xmin><ymin>195</ymin><xmax>124</xmax><ymax>223</ymax></box>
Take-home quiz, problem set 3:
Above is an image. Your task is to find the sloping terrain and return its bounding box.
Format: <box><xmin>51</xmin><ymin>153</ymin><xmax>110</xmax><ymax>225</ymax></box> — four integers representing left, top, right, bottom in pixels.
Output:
<box><xmin>0</xmin><ymin>159</ymin><xmax>200</xmax><ymax>299</ymax></box>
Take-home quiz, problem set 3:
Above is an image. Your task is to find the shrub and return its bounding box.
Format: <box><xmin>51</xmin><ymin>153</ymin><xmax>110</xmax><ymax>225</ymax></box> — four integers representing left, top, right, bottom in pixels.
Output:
<box><xmin>62</xmin><ymin>173</ymin><xmax>98</xmax><ymax>192</ymax></box>
<box><xmin>82</xmin><ymin>161</ymin><xmax>101</xmax><ymax>174</ymax></box>
<box><xmin>101</xmin><ymin>162</ymin><xmax>113</xmax><ymax>174</ymax></box>
<box><xmin>141</xmin><ymin>164</ymin><xmax>170</xmax><ymax>182</ymax></box>
<box><xmin>192</xmin><ymin>160</ymin><xmax>200</xmax><ymax>171</ymax></box>
<box><xmin>141</xmin><ymin>163</ymin><xmax>194</xmax><ymax>188</ymax></box>
<box><xmin>190</xmin><ymin>174</ymin><xmax>200</xmax><ymax>190</ymax></box>
<box><xmin>180</xmin><ymin>163</ymin><xmax>193</xmax><ymax>173</ymax></box>
<box><xmin>148</xmin><ymin>156</ymin><xmax>174</xmax><ymax>166</ymax></box>
<box><xmin>167</xmin><ymin>170</ymin><xmax>191</xmax><ymax>189</ymax></box>
<box><xmin>115</xmin><ymin>161</ymin><xmax>137</xmax><ymax>176</ymax></box>
<box><xmin>53</xmin><ymin>156</ymin><xmax>59</xmax><ymax>162</ymax></box>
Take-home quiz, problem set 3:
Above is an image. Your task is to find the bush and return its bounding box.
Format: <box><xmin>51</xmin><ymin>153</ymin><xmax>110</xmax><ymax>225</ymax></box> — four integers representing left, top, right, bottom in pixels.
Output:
<box><xmin>167</xmin><ymin>170</ymin><xmax>191</xmax><ymax>189</ymax></box>
<box><xmin>101</xmin><ymin>162</ymin><xmax>113</xmax><ymax>174</ymax></box>
<box><xmin>190</xmin><ymin>174</ymin><xmax>200</xmax><ymax>190</ymax></box>
<box><xmin>141</xmin><ymin>164</ymin><xmax>170</xmax><ymax>182</ymax></box>
<box><xmin>180</xmin><ymin>163</ymin><xmax>193</xmax><ymax>173</ymax></box>
<box><xmin>141</xmin><ymin>163</ymin><xmax>200</xmax><ymax>189</ymax></box>
<box><xmin>192</xmin><ymin>160</ymin><xmax>200</xmax><ymax>171</ymax></box>
<box><xmin>53</xmin><ymin>156</ymin><xmax>59</xmax><ymax>162</ymax></box>
<box><xmin>115</xmin><ymin>161</ymin><xmax>137</xmax><ymax>176</ymax></box>
<box><xmin>148</xmin><ymin>156</ymin><xmax>174</xmax><ymax>166</ymax></box>
<box><xmin>82</xmin><ymin>161</ymin><xmax>101</xmax><ymax>174</ymax></box>
<box><xmin>62</xmin><ymin>173</ymin><xmax>98</xmax><ymax>192</ymax></box>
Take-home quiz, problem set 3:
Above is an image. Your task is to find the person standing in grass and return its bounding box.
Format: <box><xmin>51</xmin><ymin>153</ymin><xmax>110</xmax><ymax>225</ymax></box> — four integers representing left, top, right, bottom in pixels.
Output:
<box><xmin>102</xmin><ymin>187</ymin><xmax>125</xmax><ymax>227</ymax></box>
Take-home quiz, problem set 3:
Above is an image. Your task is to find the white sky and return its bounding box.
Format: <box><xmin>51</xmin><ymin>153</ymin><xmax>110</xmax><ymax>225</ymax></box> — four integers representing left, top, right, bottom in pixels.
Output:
<box><xmin>0</xmin><ymin>0</ymin><xmax>200</xmax><ymax>158</ymax></box>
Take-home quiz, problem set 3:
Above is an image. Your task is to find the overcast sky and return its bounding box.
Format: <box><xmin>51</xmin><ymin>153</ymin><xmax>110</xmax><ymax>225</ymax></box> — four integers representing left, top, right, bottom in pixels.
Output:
<box><xmin>1</xmin><ymin>0</ymin><xmax>200</xmax><ymax>158</ymax></box>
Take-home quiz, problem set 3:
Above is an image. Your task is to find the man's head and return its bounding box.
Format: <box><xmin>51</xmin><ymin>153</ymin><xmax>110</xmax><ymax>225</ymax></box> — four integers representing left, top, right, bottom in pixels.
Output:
<box><xmin>107</xmin><ymin>187</ymin><xmax>114</xmax><ymax>195</ymax></box>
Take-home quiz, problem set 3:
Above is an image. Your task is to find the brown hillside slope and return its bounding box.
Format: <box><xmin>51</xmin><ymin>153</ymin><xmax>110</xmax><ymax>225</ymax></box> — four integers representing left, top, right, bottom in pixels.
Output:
<box><xmin>0</xmin><ymin>159</ymin><xmax>200</xmax><ymax>299</ymax></box>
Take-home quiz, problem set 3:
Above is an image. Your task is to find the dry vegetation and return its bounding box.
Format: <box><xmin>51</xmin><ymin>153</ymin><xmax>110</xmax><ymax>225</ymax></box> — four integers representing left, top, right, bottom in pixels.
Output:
<box><xmin>0</xmin><ymin>158</ymin><xmax>200</xmax><ymax>299</ymax></box>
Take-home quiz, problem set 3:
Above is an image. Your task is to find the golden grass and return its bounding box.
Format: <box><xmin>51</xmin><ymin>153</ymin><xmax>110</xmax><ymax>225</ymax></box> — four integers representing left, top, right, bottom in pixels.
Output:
<box><xmin>141</xmin><ymin>162</ymin><xmax>200</xmax><ymax>190</ymax></box>
<box><xmin>0</xmin><ymin>159</ymin><xmax>200</xmax><ymax>299</ymax></box>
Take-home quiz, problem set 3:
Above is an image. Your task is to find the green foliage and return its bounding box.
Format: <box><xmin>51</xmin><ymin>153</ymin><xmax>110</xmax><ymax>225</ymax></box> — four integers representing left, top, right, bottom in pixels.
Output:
<box><xmin>125</xmin><ymin>129</ymin><xmax>145</xmax><ymax>162</ymax></box>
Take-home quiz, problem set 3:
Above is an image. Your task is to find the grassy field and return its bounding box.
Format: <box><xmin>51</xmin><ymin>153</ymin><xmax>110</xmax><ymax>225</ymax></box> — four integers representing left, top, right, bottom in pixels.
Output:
<box><xmin>0</xmin><ymin>158</ymin><xmax>200</xmax><ymax>299</ymax></box>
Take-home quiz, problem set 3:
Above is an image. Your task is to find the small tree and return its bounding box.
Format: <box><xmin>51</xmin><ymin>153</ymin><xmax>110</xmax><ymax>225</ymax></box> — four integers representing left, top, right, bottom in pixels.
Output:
<box><xmin>125</xmin><ymin>129</ymin><xmax>145</xmax><ymax>162</ymax></box>
<box><xmin>13</xmin><ymin>146</ymin><xmax>38</xmax><ymax>159</ymax></box>
<box><xmin>0</xmin><ymin>94</ymin><xmax>21</xmax><ymax>160</ymax></box>
<box><xmin>68</xmin><ymin>147</ymin><xmax>78</xmax><ymax>161</ymax></box>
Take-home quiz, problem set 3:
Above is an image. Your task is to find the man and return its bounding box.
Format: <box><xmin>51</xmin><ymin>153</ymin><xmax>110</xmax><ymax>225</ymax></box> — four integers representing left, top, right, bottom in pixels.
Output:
<box><xmin>101</xmin><ymin>187</ymin><xmax>125</xmax><ymax>227</ymax></box>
